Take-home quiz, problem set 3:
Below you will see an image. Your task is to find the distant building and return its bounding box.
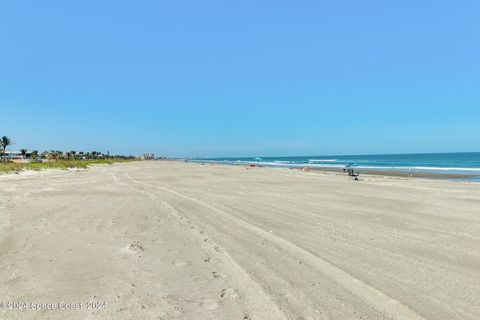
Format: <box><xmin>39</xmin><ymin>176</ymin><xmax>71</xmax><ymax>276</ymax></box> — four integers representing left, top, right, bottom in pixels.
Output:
<box><xmin>143</xmin><ymin>153</ymin><xmax>155</xmax><ymax>160</ymax></box>
<box><xmin>3</xmin><ymin>150</ymin><xmax>23</xmax><ymax>160</ymax></box>
<box><xmin>2</xmin><ymin>151</ymin><xmax>30</xmax><ymax>163</ymax></box>
<box><xmin>40</xmin><ymin>151</ymin><xmax>50</xmax><ymax>160</ymax></box>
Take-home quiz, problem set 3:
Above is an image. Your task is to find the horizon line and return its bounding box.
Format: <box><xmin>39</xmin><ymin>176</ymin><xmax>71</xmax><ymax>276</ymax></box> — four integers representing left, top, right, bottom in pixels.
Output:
<box><xmin>188</xmin><ymin>151</ymin><xmax>480</xmax><ymax>160</ymax></box>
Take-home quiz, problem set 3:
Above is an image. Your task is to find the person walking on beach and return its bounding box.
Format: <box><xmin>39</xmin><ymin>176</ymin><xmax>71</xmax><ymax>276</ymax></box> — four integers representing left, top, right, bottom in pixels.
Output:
<box><xmin>409</xmin><ymin>169</ymin><xmax>413</xmax><ymax>178</ymax></box>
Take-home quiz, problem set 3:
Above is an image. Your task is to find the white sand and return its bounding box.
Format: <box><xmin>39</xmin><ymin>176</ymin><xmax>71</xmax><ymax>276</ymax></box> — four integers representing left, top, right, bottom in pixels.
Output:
<box><xmin>1</xmin><ymin>161</ymin><xmax>479</xmax><ymax>319</ymax></box>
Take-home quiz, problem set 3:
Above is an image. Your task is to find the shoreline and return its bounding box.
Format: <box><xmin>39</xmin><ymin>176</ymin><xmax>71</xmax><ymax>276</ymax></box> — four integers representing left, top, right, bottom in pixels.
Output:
<box><xmin>185</xmin><ymin>160</ymin><xmax>480</xmax><ymax>182</ymax></box>
<box><xmin>309</xmin><ymin>167</ymin><xmax>480</xmax><ymax>181</ymax></box>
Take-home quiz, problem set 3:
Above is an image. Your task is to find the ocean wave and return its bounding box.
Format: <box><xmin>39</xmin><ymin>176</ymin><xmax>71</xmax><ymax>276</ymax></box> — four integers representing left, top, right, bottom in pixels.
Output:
<box><xmin>308</xmin><ymin>159</ymin><xmax>337</xmax><ymax>162</ymax></box>
<box><xmin>356</xmin><ymin>166</ymin><xmax>480</xmax><ymax>173</ymax></box>
<box><xmin>189</xmin><ymin>159</ymin><xmax>480</xmax><ymax>173</ymax></box>
<box><xmin>273</xmin><ymin>160</ymin><xmax>298</xmax><ymax>164</ymax></box>
<box><xmin>230</xmin><ymin>161</ymin><xmax>346</xmax><ymax>168</ymax></box>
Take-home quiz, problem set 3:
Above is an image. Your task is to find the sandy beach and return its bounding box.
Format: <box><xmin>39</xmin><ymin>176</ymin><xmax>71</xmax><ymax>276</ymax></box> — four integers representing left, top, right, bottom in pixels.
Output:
<box><xmin>1</xmin><ymin>161</ymin><xmax>479</xmax><ymax>320</ymax></box>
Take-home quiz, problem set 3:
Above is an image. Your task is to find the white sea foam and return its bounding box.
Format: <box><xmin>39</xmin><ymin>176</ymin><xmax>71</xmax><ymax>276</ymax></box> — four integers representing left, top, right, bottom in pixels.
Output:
<box><xmin>308</xmin><ymin>159</ymin><xmax>337</xmax><ymax>162</ymax></box>
<box><xmin>188</xmin><ymin>159</ymin><xmax>480</xmax><ymax>174</ymax></box>
<box><xmin>356</xmin><ymin>166</ymin><xmax>480</xmax><ymax>173</ymax></box>
<box><xmin>240</xmin><ymin>161</ymin><xmax>346</xmax><ymax>168</ymax></box>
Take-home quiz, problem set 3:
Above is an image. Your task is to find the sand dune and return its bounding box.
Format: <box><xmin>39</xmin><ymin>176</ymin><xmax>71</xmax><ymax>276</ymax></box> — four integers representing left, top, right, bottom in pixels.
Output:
<box><xmin>1</xmin><ymin>161</ymin><xmax>479</xmax><ymax>319</ymax></box>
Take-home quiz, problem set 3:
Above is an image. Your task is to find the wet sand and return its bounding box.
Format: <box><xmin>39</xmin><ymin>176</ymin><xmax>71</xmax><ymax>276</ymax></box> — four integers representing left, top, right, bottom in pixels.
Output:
<box><xmin>309</xmin><ymin>167</ymin><xmax>480</xmax><ymax>181</ymax></box>
<box><xmin>1</xmin><ymin>161</ymin><xmax>479</xmax><ymax>319</ymax></box>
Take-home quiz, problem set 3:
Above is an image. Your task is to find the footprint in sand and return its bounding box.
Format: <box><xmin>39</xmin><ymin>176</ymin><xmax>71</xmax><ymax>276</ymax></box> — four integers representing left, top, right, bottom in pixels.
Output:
<box><xmin>172</xmin><ymin>260</ymin><xmax>189</xmax><ymax>267</ymax></box>
<box><xmin>200</xmin><ymin>298</ymin><xmax>219</xmax><ymax>311</ymax></box>
<box><xmin>162</xmin><ymin>295</ymin><xmax>184</xmax><ymax>316</ymax></box>
<box><xmin>220</xmin><ymin>288</ymin><xmax>238</xmax><ymax>301</ymax></box>
<box><xmin>212</xmin><ymin>271</ymin><xmax>225</xmax><ymax>279</ymax></box>
<box><xmin>129</xmin><ymin>244</ymin><xmax>144</xmax><ymax>252</ymax></box>
<box><xmin>122</xmin><ymin>243</ymin><xmax>144</xmax><ymax>253</ymax></box>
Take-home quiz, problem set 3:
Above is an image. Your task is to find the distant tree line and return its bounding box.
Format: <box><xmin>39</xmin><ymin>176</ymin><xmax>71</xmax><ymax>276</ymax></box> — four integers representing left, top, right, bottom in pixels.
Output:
<box><xmin>0</xmin><ymin>135</ymin><xmax>135</xmax><ymax>162</ymax></box>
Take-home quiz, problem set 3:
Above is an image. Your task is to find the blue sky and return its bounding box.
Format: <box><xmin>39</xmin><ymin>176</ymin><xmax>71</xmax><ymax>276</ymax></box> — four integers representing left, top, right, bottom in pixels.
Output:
<box><xmin>1</xmin><ymin>1</ymin><xmax>479</xmax><ymax>157</ymax></box>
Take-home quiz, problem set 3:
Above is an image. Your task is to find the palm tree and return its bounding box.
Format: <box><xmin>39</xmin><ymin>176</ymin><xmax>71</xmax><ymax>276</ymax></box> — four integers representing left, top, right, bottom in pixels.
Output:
<box><xmin>31</xmin><ymin>150</ymin><xmax>39</xmax><ymax>161</ymax></box>
<box><xmin>48</xmin><ymin>150</ymin><xmax>63</xmax><ymax>161</ymax></box>
<box><xmin>1</xmin><ymin>136</ymin><xmax>13</xmax><ymax>162</ymax></box>
<box><xmin>20</xmin><ymin>148</ymin><xmax>28</xmax><ymax>159</ymax></box>
<box><xmin>47</xmin><ymin>150</ymin><xmax>56</xmax><ymax>160</ymax></box>
<box><xmin>69</xmin><ymin>150</ymin><xmax>77</xmax><ymax>160</ymax></box>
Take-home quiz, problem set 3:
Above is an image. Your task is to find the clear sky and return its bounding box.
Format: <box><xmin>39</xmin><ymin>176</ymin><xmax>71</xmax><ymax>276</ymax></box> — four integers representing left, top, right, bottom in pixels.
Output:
<box><xmin>1</xmin><ymin>1</ymin><xmax>479</xmax><ymax>157</ymax></box>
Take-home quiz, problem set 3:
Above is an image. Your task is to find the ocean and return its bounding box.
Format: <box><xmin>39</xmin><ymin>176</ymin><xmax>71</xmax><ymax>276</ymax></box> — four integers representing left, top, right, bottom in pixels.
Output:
<box><xmin>191</xmin><ymin>152</ymin><xmax>480</xmax><ymax>180</ymax></box>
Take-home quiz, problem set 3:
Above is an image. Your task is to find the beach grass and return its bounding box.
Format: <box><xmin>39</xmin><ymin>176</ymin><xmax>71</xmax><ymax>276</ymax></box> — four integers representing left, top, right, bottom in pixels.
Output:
<box><xmin>0</xmin><ymin>159</ymin><xmax>135</xmax><ymax>173</ymax></box>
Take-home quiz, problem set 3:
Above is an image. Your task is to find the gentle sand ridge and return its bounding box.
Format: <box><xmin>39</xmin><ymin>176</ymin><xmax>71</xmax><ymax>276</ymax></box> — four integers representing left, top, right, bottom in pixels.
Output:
<box><xmin>0</xmin><ymin>161</ymin><xmax>479</xmax><ymax>319</ymax></box>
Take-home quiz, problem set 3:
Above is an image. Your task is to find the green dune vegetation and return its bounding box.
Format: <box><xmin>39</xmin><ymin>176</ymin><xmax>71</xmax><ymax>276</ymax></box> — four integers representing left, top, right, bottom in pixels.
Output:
<box><xmin>0</xmin><ymin>159</ymin><xmax>134</xmax><ymax>173</ymax></box>
<box><xmin>0</xmin><ymin>135</ymin><xmax>137</xmax><ymax>173</ymax></box>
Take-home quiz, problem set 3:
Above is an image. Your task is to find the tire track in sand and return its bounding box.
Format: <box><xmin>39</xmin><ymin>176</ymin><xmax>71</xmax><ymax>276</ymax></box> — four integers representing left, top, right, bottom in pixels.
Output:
<box><xmin>125</xmin><ymin>173</ymin><xmax>427</xmax><ymax>320</ymax></box>
<box><xmin>114</xmin><ymin>172</ymin><xmax>287</xmax><ymax>320</ymax></box>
